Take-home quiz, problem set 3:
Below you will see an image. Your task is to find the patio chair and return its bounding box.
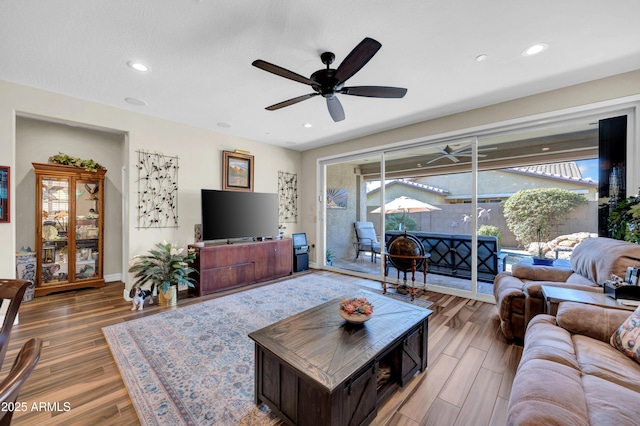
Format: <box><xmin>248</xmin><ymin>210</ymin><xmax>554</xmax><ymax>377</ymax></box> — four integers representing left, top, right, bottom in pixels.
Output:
<box><xmin>354</xmin><ymin>222</ymin><xmax>381</xmax><ymax>263</ymax></box>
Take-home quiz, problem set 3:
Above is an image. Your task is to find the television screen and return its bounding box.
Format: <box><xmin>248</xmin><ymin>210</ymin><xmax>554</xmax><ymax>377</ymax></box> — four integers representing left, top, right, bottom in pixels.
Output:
<box><xmin>201</xmin><ymin>189</ymin><xmax>279</xmax><ymax>241</ymax></box>
<box><xmin>292</xmin><ymin>233</ymin><xmax>307</xmax><ymax>247</ymax></box>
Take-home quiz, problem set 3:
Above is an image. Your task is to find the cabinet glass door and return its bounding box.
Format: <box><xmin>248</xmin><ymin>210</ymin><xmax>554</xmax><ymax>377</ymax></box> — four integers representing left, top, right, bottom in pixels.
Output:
<box><xmin>41</xmin><ymin>177</ymin><xmax>70</xmax><ymax>285</ymax></box>
<box><xmin>75</xmin><ymin>180</ymin><xmax>100</xmax><ymax>281</ymax></box>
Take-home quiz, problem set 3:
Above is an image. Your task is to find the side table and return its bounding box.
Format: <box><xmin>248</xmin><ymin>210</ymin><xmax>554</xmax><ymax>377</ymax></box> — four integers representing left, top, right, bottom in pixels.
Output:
<box><xmin>541</xmin><ymin>285</ymin><xmax>636</xmax><ymax>316</ymax></box>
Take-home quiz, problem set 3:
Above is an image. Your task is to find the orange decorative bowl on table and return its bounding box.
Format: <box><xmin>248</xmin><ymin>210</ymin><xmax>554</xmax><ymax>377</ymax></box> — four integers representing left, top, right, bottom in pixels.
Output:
<box><xmin>338</xmin><ymin>297</ymin><xmax>374</xmax><ymax>325</ymax></box>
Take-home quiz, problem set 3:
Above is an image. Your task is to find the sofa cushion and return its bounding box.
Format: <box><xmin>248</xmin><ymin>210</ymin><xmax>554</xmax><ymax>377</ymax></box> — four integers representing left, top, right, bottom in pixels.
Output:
<box><xmin>507</xmin><ymin>359</ymin><xmax>589</xmax><ymax>426</ymax></box>
<box><xmin>610</xmin><ymin>305</ymin><xmax>640</xmax><ymax>364</ymax></box>
<box><xmin>519</xmin><ymin>314</ymin><xmax>579</xmax><ymax>370</ymax></box>
<box><xmin>557</xmin><ymin>301</ymin><xmax>632</xmax><ymax>343</ymax></box>
<box><xmin>571</xmin><ymin>237</ymin><xmax>640</xmax><ymax>284</ymax></box>
<box><xmin>565</xmin><ymin>273</ymin><xmax>596</xmax><ymax>286</ymax></box>
<box><xmin>582</xmin><ymin>375</ymin><xmax>640</xmax><ymax>426</ymax></box>
<box><xmin>511</xmin><ymin>264</ymin><xmax>574</xmax><ymax>282</ymax></box>
<box><xmin>574</xmin><ymin>334</ymin><xmax>640</xmax><ymax>392</ymax></box>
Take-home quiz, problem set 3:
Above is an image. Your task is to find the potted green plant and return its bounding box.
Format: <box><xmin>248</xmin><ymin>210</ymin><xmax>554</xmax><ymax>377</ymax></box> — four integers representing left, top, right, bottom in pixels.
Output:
<box><xmin>128</xmin><ymin>241</ymin><xmax>198</xmax><ymax>306</ymax></box>
<box><xmin>532</xmin><ymin>224</ymin><xmax>554</xmax><ymax>265</ymax></box>
<box><xmin>48</xmin><ymin>152</ymin><xmax>106</xmax><ymax>172</ymax></box>
<box><xmin>503</xmin><ymin>188</ymin><xmax>587</xmax><ymax>265</ymax></box>
<box><xmin>326</xmin><ymin>248</ymin><xmax>335</xmax><ymax>266</ymax></box>
<box><xmin>608</xmin><ymin>191</ymin><xmax>640</xmax><ymax>243</ymax></box>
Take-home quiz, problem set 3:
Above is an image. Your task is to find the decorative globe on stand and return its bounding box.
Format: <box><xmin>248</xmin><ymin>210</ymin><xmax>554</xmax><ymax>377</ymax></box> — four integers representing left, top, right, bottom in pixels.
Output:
<box><xmin>387</xmin><ymin>232</ymin><xmax>426</xmax><ymax>272</ymax></box>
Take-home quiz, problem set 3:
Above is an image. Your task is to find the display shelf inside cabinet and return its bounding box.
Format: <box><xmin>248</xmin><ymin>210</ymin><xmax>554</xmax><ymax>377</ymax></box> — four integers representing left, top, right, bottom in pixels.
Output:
<box><xmin>33</xmin><ymin>162</ymin><xmax>106</xmax><ymax>296</ymax></box>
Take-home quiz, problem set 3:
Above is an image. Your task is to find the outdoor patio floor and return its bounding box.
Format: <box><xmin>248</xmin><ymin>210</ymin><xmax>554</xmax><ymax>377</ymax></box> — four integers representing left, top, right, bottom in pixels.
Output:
<box><xmin>330</xmin><ymin>254</ymin><xmax>496</xmax><ymax>296</ymax></box>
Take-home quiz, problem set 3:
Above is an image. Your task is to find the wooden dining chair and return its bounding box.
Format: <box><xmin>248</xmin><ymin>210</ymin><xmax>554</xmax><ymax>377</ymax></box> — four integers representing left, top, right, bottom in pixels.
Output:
<box><xmin>0</xmin><ymin>280</ymin><xmax>31</xmax><ymax>371</ymax></box>
<box><xmin>0</xmin><ymin>338</ymin><xmax>42</xmax><ymax>426</ymax></box>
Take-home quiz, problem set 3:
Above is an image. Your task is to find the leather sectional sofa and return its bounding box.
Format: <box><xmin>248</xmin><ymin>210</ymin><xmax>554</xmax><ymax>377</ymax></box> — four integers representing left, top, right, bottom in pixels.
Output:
<box><xmin>507</xmin><ymin>302</ymin><xmax>640</xmax><ymax>425</ymax></box>
<box><xmin>493</xmin><ymin>237</ymin><xmax>640</xmax><ymax>341</ymax></box>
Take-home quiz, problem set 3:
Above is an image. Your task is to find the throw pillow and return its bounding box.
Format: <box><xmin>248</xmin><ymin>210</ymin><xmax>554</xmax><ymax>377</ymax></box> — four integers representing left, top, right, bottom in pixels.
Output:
<box><xmin>610</xmin><ymin>305</ymin><xmax>640</xmax><ymax>363</ymax></box>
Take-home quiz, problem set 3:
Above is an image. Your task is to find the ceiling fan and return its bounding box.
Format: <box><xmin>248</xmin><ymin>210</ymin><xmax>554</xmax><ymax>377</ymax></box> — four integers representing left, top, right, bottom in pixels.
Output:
<box><xmin>252</xmin><ymin>37</ymin><xmax>407</xmax><ymax>122</ymax></box>
<box><xmin>427</xmin><ymin>144</ymin><xmax>498</xmax><ymax>164</ymax></box>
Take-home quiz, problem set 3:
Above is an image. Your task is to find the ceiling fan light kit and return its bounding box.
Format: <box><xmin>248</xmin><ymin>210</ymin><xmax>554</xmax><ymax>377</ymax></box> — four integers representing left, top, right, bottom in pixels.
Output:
<box><xmin>252</xmin><ymin>37</ymin><xmax>408</xmax><ymax>122</ymax></box>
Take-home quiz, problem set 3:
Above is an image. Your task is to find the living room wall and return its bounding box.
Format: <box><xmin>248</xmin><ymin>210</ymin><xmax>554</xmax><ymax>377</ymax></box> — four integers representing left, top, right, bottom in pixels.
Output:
<box><xmin>301</xmin><ymin>69</ymin><xmax>640</xmax><ymax>264</ymax></box>
<box><xmin>0</xmin><ymin>80</ymin><xmax>302</xmax><ymax>284</ymax></box>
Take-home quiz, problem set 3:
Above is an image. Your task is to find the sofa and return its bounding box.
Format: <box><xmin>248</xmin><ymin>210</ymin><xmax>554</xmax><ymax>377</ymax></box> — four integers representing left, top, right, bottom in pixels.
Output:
<box><xmin>507</xmin><ymin>302</ymin><xmax>640</xmax><ymax>425</ymax></box>
<box><xmin>494</xmin><ymin>237</ymin><xmax>640</xmax><ymax>341</ymax></box>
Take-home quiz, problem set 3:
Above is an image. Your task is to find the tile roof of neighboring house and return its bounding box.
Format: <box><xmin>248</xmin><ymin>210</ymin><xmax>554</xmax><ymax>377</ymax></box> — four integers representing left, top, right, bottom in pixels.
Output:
<box><xmin>505</xmin><ymin>162</ymin><xmax>597</xmax><ymax>186</ymax></box>
<box><xmin>367</xmin><ymin>179</ymin><xmax>450</xmax><ymax>195</ymax></box>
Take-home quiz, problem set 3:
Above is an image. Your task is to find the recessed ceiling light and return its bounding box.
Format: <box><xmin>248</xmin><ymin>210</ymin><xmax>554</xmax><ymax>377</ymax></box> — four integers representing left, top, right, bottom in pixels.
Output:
<box><xmin>541</xmin><ymin>147</ymin><xmax>551</xmax><ymax>151</ymax></box>
<box><xmin>217</xmin><ymin>122</ymin><xmax>231</xmax><ymax>128</ymax></box>
<box><xmin>522</xmin><ymin>43</ymin><xmax>549</xmax><ymax>57</ymax></box>
<box><xmin>303</xmin><ymin>123</ymin><xmax>312</xmax><ymax>128</ymax></box>
<box><xmin>475</xmin><ymin>54</ymin><xmax>488</xmax><ymax>62</ymax></box>
<box><xmin>124</xmin><ymin>97</ymin><xmax>147</xmax><ymax>106</ymax></box>
<box><xmin>127</xmin><ymin>61</ymin><xmax>151</xmax><ymax>72</ymax></box>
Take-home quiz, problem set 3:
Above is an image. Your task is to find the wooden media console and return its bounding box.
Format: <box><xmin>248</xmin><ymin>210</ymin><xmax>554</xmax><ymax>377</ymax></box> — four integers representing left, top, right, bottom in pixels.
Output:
<box><xmin>191</xmin><ymin>239</ymin><xmax>292</xmax><ymax>296</ymax></box>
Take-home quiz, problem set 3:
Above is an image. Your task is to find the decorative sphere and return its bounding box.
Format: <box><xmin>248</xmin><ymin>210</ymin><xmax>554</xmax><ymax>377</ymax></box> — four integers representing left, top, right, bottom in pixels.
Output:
<box><xmin>387</xmin><ymin>233</ymin><xmax>426</xmax><ymax>272</ymax></box>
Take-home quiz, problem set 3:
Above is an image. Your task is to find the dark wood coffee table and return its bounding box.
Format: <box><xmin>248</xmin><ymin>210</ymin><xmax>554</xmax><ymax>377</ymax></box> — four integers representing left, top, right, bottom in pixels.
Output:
<box><xmin>248</xmin><ymin>290</ymin><xmax>432</xmax><ymax>426</ymax></box>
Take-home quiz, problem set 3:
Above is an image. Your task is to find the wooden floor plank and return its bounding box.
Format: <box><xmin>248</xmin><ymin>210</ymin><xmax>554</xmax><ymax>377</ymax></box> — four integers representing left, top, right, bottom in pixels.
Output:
<box><xmin>454</xmin><ymin>368</ymin><xmax>503</xmax><ymax>426</ymax></box>
<box><xmin>398</xmin><ymin>353</ymin><xmax>458</xmax><ymax>422</ymax></box>
<box><xmin>2</xmin><ymin>270</ymin><xmax>520</xmax><ymax>426</ymax></box>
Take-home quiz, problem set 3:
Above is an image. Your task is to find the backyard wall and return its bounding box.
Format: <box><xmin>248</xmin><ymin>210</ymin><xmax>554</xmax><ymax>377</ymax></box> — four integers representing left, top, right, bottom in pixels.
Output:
<box><xmin>368</xmin><ymin>201</ymin><xmax>597</xmax><ymax>249</ymax></box>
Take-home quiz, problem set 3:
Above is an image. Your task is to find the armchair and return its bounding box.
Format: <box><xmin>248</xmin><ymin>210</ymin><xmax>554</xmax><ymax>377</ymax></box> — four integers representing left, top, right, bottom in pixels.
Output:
<box><xmin>353</xmin><ymin>222</ymin><xmax>381</xmax><ymax>263</ymax></box>
<box><xmin>494</xmin><ymin>237</ymin><xmax>640</xmax><ymax>341</ymax></box>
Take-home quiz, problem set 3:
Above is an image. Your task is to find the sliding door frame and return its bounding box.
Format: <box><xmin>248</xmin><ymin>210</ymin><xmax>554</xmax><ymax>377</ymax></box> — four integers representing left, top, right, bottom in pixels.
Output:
<box><xmin>317</xmin><ymin>97</ymin><xmax>640</xmax><ymax>303</ymax></box>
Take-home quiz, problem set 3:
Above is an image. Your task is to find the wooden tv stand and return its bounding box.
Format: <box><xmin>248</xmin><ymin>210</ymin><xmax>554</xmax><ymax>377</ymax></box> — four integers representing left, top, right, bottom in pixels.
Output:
<box><xmin>190</xmin><ymin>239</ymin><xmax>292</xmax><ymax>296</ymax></box>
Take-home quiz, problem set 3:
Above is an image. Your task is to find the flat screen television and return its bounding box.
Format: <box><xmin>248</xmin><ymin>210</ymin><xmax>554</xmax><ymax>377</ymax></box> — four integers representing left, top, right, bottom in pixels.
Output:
<box><xmin>292</xmin><ymin>233</ymin><xmax>307</xmax><ymax>248</ymax></box>
<box><xmin>201</xmin><ymin>189</ymin><xmax>279</xmax><ymax>241</ymax></box>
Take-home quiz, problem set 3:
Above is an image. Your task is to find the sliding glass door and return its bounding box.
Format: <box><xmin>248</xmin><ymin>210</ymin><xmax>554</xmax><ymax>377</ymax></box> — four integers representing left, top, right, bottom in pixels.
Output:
<box><xmin>321</xmin><ymin>108</ymin><xmax>630</xmax><ymax>301</ymax></box>
<box><xmin>324</xmin><ymin>153</ymin><xmax>384</xmax><ymax>279</ymax></box>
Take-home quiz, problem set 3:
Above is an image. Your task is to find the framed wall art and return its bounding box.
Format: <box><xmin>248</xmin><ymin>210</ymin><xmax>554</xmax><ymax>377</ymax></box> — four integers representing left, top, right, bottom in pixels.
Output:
<box><xmin>136</xmin><ymin>150</ymin><xmax>179</xmax><ymax>229</ymax></box>
<box><xmin>223</xmin><ymin>150</ymin><xmax>254</xmax><ymax>192</ymax></box>
<box><xmin>0</xmin><ymin>166</ymin><xmax>9</xmax><ymax>223</ymax></box>
<box><xmin>327</xmin><ymin>188</ymin><xmax>348</xmax><ymax>209</ymax></box>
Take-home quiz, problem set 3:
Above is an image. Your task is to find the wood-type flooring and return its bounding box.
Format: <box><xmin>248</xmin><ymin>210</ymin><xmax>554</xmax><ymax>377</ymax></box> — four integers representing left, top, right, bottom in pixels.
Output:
<box><xmin>2</xmin><ymin>270</ymin><xmax>521</xmax><ymax>426</ymax></box>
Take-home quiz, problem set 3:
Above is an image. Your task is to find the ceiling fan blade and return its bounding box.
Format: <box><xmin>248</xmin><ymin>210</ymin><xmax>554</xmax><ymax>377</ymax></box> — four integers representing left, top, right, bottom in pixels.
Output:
<box><xmin>340</xmin><ymin>86</ymin><xmax>407</xmax><ymax>98</ymax></box>
<box><xmin>427</xmin><ymin>154</ymin><xmax>460</xmax><ymax>164</ymax></box>
<box><xmin>334</xmin><ymin>37</ymin><xmax>382</xmax><ymax>85</ymax></box>
<box><xmin>265</xmin><ymin>93</ymin><xmax>318</xmax><ymax>111</ymax></box>
<box><xmin>252</xmin><ymin>60</ymin><xmax>316</xmax><ymax>86</ymax></box>
<box><xmin>326</xmin><ymin>96</ymin><xmax>345</xmax><ymax>122</ymax></box>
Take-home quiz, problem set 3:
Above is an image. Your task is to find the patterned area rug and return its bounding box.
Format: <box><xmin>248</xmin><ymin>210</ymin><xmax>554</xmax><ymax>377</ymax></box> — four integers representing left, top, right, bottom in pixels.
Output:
<box><xmin>103</xmin><ymin>273</ymin><xmax>432</xmax><ymax>426</ymax></box>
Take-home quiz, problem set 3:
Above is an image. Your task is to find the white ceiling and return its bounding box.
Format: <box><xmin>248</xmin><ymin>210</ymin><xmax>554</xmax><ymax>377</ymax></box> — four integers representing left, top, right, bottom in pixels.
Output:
<box><xmin>2</xmin><ymin>1</ymin><xmax>640</xmax><ymax>151</ymax></box>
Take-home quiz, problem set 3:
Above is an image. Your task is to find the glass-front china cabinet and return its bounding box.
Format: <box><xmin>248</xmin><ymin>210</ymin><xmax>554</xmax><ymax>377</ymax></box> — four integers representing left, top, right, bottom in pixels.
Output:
<box><xmin>33</xmin><ymin>162</ymin><xmax>106</xmax><ymax>296</ymax></box>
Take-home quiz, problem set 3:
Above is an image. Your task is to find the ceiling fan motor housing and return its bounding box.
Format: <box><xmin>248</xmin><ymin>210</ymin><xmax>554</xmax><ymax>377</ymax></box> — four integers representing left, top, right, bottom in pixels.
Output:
<box><xmin>310</xmin><ymin>68</ymin><xmax>340</xmax><ymax>97</ymax></box>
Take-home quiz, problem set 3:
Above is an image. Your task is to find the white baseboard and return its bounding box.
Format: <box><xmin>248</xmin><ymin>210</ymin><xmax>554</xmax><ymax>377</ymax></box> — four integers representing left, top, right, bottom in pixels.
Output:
<box><xmin>105</xmin><ymin>273</ymin><xmax>122</xmax><ymax>283</ymax></box>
